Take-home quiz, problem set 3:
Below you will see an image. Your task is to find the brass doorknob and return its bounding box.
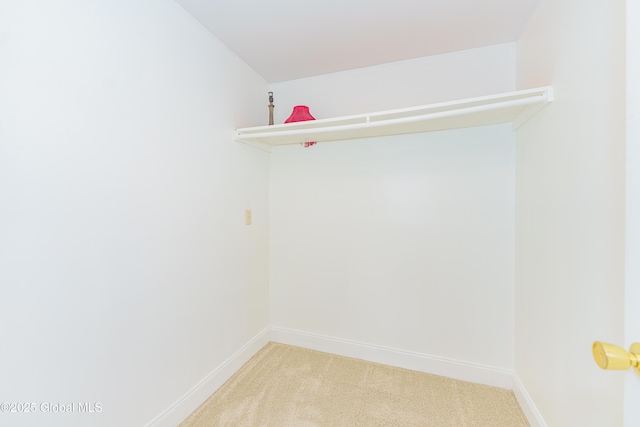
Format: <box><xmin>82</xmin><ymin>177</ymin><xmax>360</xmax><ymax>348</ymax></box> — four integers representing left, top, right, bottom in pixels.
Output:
<box><xmin>592</xmin><ymin>341</ymin><xmax>640</xmax><ymax>375</ymax></box>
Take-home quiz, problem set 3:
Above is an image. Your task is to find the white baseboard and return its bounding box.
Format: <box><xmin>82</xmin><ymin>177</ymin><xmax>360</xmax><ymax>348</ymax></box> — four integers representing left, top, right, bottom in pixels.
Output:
<box><xmin>145</xmin><ymin>327</ymin><xmax>271</xmax><ymax>427</ymax></box>
<box><xmin>146</xmin><ymin>326</ymin><xmax>546</xmax><ymax>427</ymax></box>
<box><xmin>270</xmin><ymin>326</ymin><xmax>514</xmax><ymax>390</ymax></box>
<box><xmin>513</xmin><ymin>373</ymin><xmax>548</xmax><ymax>427</ymax></box>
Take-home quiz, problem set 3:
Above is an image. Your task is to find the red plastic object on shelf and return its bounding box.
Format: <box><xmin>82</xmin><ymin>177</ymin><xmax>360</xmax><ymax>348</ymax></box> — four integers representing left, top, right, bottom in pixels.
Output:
<box><xmin>285</xmin><ymin>105</ymin><xmax>316</xmax><ymax>147</ymax></box>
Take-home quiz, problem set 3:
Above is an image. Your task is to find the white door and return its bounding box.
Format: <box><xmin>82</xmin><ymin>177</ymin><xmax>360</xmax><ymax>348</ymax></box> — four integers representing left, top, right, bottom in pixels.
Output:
<box><xmin>625</xmin><ymin>1</ymin><xmax>640</xmax><ymax>425</ymax></box>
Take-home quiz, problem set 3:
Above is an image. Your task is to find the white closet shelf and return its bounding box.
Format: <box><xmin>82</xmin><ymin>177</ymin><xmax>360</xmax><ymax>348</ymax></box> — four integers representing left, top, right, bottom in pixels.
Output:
<box><xmin>235</xmin><ymin>86</ymin><xmax>553</xmax><ymax>152</ymax></box>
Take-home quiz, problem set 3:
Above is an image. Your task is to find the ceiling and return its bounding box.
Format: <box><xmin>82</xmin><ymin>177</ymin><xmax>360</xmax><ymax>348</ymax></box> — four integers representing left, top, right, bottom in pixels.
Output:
<box><xmin>174</xmin><ymin>0</ymin><xmax>539</xmax><ymax>83</ymax></box>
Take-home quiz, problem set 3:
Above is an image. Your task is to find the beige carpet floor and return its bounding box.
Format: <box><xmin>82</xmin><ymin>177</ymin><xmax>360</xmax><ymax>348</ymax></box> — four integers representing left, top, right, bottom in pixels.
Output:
<box><xmin>180</xmin><ymin>342</ymin><xmax>529</xmax><ymax>427</ymax></box>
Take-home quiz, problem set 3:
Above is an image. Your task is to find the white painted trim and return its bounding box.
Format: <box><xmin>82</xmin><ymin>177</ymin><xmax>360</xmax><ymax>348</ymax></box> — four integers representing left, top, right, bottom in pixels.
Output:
<box><xmin>144</xmin><ymin>327</ymin><xmax>271</xmax><ymax>427</ymax></box>
<box><xmin>146</xmin><ymin>327</ymin><xmax>547</xmax><ymax>426</ymax></box>
<box><xmin>513</xmin><ymin>373</ymin><xmax>548</xmax><ymax>427</ymax></box>
<box><xmin>626</xmin><ymin>2</ymin><xmax>640</xmax><ymax>426</ymax></box>
<box><xmin>270</xmin><ymin>326</ymin><xmax>514</xmax><ymax>390</ymax></box>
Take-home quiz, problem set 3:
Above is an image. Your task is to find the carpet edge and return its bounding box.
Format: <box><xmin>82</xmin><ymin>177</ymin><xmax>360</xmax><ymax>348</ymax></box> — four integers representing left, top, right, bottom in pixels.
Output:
<box><xmin>144</xmin><ymin>327</ymin><xmax>271</xmax><ymax>427</ymax></box>
<box><xmin>270</xmin><ymin>326</ymin><xmax>514</xmax><ymax>389</ymax></box>
<box><xmin>513</xmin><ymin>373</ymin><xmax>549</xmax><ymax>427</ymax></box>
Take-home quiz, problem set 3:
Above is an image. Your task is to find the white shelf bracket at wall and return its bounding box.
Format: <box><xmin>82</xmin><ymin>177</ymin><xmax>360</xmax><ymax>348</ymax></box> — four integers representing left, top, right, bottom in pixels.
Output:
<box><xmin>512</xmin><ymin>86</ymin><xmax>554</xmax><ymax>130</ymax></box>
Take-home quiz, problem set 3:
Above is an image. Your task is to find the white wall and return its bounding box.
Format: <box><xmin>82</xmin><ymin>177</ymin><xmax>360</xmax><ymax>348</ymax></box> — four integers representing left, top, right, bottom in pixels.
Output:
<box><xmin>0</xmin><ymin>1</ymin><xmax>269</xmax><ymax>426</ymax></box>
<box><xmin>514</xmin><ymin>0</ymin><xmax>626</xmax><ymax>425</ymax></box>
<box><xmin>269</xmin><ymin>44</ymin><xmax>518</xmax><ymax>370</ymax></box>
